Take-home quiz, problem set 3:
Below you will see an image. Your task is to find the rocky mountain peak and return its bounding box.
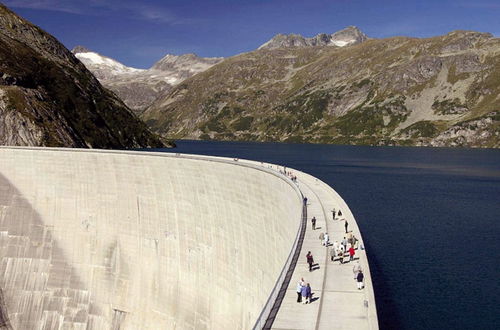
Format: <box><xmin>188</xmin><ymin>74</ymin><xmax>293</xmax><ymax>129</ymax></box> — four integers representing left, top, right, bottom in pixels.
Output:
<box><xmin>258</xmin><ymin>26</ymin><xmax>368</xmax><ymax>50</ymax></box>
<box><xmin>72</xmin><ymin>45</ymin><xmax>92</xmax><ymax>54</ymax></box>
<box><xmin>151</xmin><ymin>53</ymin><xmax>223</xmax><ymax>71</ymax></box>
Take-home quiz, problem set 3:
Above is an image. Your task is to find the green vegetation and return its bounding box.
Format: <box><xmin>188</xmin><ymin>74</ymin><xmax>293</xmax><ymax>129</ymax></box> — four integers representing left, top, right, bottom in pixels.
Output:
<box><xmin>201</xmin><ymin>91</ymin><xmax>229</xmax><ymax>115</ymax></box>
<box><xmin>336</xmin><ymin>96</ymin><xmax>409</xmax><ymax>136</ymax></box>
<box><xmin>354</xmin><ymin>79</ymin><xmax>372</xmax><ymax>89</ymax></box>
<box><xmin>400</xmin><ymin>121</ymin><xmax>439</xmax><ymax>138</ymax></box>
<box><xmin>276</xmin><ymin>89</ymin><xmax>332</xmax><ymax>129</ymax></box>
<box><xmin>230</xmin><ymin>116</ymin><xmax>254</xmax><ymax>131</ymax></box>
<box><xmin>447</xmin><ymin>65</ymin><xmax>470</xmax><ymax>84</ymax></box>
<box><xmin>431</xmin><ymin>98</ymin><xmax>468</xmax><ymax>115</ymax></box>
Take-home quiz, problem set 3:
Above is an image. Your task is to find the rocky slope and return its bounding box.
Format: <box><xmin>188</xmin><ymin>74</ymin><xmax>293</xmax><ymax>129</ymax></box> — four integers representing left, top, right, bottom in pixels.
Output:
<box><xmin>73</xmin><ymin>47</ymin><xmax>223</xmax><ymax>113</ymax></box>
<box><xmin>0</xmin><ymin>4</ymin><xmax>167</xmax><ymax>148</ymax></box>
<box><xmin>143</xmin><ymin>28</ymin><xmax>500</xmax><ymax>148</ymax></box>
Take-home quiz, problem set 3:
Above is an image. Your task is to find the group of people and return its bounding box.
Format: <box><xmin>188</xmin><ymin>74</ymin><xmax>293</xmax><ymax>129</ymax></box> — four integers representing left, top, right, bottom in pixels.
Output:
<box><xmin>296</xmin><ymin>278</ymin><xmax>313</xmax><ymax>304</ymax></box>
<box><xmin>313</xmin><ymin>214</ymin><xmax>365</xmax><ymax>290</ymax></box>
<box><xmin>329</xmin><ymin>232</ymin><xmax>358</xmax><ymax>264</ymax></box>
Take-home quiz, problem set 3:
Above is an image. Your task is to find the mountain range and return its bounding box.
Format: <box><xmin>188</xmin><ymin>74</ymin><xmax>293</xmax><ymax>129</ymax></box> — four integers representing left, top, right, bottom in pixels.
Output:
<box><xmin>139</xmin><ymin>28</ymin><xmax>499</xmax><ymax>148</ymax></box>
<box><xmin>72</xmin><ymin>47</ymin><xmax>223</xmax><ymax>113</ymax></box>
<box><xmin>0</xmin><ymin>4</ymin><xmax>166</xmax><ymax>148</ymax></box>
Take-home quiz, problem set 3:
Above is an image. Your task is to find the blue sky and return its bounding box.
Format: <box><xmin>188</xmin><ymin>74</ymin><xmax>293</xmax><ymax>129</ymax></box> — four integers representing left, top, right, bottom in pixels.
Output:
<box><xmin>4</xmin><ymin>0</ymin><xmax>500</xmax><ymax>68</ymax></box>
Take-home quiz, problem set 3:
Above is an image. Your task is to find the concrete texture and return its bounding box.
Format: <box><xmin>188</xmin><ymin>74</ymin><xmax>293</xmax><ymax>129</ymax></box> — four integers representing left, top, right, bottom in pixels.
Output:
<box><xmin>0</xmin><ymin>148</ymin><xmax>303</xmax><ymax>329</ymax></box>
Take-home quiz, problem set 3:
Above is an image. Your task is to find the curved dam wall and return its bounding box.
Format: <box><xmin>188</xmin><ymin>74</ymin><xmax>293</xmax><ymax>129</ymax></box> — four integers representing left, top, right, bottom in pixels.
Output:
<box><xmin>0</xmin><ymin>148</ymin><xmax>303</xmax><ymax>329</ymax></box>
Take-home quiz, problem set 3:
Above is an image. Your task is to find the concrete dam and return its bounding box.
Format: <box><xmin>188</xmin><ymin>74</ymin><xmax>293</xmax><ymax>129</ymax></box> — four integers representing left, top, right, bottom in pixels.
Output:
<box><xmin>0</xmin><ymin>148</ymin><xmax>377</xmax><ymax>329</ymax></box>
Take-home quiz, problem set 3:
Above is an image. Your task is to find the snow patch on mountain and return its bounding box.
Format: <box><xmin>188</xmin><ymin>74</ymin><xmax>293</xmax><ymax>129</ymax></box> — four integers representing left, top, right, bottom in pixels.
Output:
<box><xmin>331</xmin><ymin>40</ymin><xmax>351</xmax><ymax>47</ymax></box>
<box><xmin>76</xmin><ymin>52</ymin><xmax>144</xmax><ymax>74</ymax></box>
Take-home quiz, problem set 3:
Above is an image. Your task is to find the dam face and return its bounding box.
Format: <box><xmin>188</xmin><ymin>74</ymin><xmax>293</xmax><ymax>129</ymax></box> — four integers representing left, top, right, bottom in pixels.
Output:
<box><xmin>0</xmin><ymin>148</ymin><xmax>303</xmax><ymax>329</ymax></box>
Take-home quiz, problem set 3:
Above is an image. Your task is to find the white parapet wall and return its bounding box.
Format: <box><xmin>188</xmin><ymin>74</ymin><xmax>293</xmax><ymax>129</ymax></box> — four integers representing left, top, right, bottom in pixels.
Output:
<box><xmin>0</xmin><ymin>148</ymin><xmax>303</xmax><ymax>329</ymax></box>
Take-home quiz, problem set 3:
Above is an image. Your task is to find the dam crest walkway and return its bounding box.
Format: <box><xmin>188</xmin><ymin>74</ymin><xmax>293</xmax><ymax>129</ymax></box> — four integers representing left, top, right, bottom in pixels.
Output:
<box><xmin>240</xmin><ymin>159</ymin><xmax>379</xmax><ymax>330</ymax></box>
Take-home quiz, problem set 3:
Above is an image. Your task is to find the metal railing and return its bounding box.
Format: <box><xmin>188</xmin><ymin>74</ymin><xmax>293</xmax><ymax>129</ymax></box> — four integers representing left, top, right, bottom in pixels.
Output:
<box><xmin>252</xmin><ymin>197</ymin><xmax>307</xmax><ymax>330</ymax></box>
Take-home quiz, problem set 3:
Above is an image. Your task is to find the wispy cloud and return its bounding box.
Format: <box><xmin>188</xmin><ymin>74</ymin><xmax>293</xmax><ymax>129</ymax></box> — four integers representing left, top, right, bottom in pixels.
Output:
<box><xmin>3</xmin><ymin>0</ymin><xmax>84</xmax><ymax>14</ymax></box>
<box><xmin>115</xmin><ymin>2</ymin><xmax>179</xmax><ymax>24</ymax></box>
<box><xmin>3</xmin><ymin>0</ymin><xmax>188</xmax><ymax>24</ymax></box>
<box><xmin>456</xmin><ymin>1</ymin><xmax>500</xmax><ymax>9</ymax></box>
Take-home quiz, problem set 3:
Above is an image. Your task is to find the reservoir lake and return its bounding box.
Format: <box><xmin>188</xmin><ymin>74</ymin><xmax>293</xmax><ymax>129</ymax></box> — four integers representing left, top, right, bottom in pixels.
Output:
<box><xmin>147</xmin><ymin>140</ymin><xmax>500</xmax><ymax>330</ymax></box>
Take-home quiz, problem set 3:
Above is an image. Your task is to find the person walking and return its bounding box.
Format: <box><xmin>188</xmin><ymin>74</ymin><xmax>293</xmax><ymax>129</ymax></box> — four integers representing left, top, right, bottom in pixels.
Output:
<box><xmin>352</xmin><ymin>261</ymin><xmax>362</xmax><ymax>280</ymax></box>
<box><xmin>332</xmin><ymin>208</ymin><xmax>336</xmax><ymax>220</ymax></box>
<box><xmin>296</xmin><ymin>280</ymin><xmax>303</xmax><ymax>302</ymax></box>
<box><xmin>348</xmin><ymin>245</ymin><xmax>355</xmax><ymax>262</ymax></box>
<box><xmin>311</xmin><ymin>216</ymin><xmax>316</xmax><ymax>230</ymax></box>
<box><xmin>356</xmin><ymin>270</ymin><xmax>364</xmax><ymax>290</ymax></box>
<box><xmin>306</xmin><ymin>251</ymin><xmax>314</xmax><ymax>272</ymax></box>
<box><xmin>352</xmin><ymin>234</ymin><xmax>358</xmax><ymax>249</ymax></box>
<box><xmin>330</xmin><ymin>247</ymin><xmax>336</xmax><ymax>261</ymax></box>
<box><xmin>338</xmin><ymin>245</ymin><xmax>345</xmax><ymax>264</ymax></box>
<box><xmin>341</xmin><ymin>237</ymin><xmax>348</xmax><ymax>253</ymax></box>
<box><xmin>347</xmin><ymin>231</ymin><xmax>353</xmax><ymax>246</ymax></box>
<box><xmin>319</xmin><ymin>232</ymin><xmax>325</xmax><ymax>245</ymax></box>
<box><xmin>324</xmin><ymin>233</ymin><xmax>329</xmax><ymax>247</ymax></box>
<box><xmin>305</xmin><ymin>283</ymin><xmax>312</xmax><ymax>304</ymax></box>
<box><xmin>301</xmin><ymin>282</ymin><xmax>308</xmax><ymax>304</ymax></box>
<box><xmin>345</xmin><ymin>220</ymin><xmax>349</xmax><ymax>233</ymax></box>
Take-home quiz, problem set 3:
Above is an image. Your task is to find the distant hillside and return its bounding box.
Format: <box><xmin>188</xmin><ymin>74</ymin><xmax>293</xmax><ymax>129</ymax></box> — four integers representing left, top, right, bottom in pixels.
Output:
<box><xmin>142</xmin><ymin>27</ymin><xmax>500</xmax><ymax>148</ymax></box>
<box><xmin>73</xmin><ymin>47</ymin><xmax>223</xmax><ymax>113</ymax></box>
<box><xmin>0</xmin><ymin>4</ymin><xmax>167</xmax><ymax>148</ymax></box>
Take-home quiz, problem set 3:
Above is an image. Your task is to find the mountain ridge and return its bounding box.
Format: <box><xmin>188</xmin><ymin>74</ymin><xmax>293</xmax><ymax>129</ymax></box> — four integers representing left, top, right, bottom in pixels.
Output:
<box><xmin>142</xmin><ymin>29</ymin><xmax>500</xmax><ymax>148</ymax></box>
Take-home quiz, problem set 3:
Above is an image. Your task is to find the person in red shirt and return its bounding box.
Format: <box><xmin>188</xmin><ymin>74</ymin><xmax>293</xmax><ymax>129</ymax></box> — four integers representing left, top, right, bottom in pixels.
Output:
<box><xmin>348</xmin><ymin>245</ymin><xmax>355</xmax><ymax>262</ymax></box>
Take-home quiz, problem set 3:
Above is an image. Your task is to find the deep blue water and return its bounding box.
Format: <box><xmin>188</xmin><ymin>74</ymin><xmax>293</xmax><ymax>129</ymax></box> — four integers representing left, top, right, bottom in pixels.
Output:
<box><xmin>147</xmin><ymin>141</ymin><xmax>500</xmax><ymax>330</ymax></box>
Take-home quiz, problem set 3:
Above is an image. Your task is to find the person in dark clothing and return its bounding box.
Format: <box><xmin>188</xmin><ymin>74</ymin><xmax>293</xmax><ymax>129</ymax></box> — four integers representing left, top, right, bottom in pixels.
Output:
<box><xmin>305</xmin><ymin>283</ymin><xmax>312</xmax><ymax>304</ymax></box>
<box><xmin>306</xmin><ymin>251</ymin><xmax>314</xmax><ymax>272</ymax></box>
<box><xmin>357</xmin><ymin>270</ymin><xmax>364</xmax><ymax>290</ymax></box>
<box><xmin>311</xmin><ymin>216</ymin><xmax>316</xmax><ymax>230</ymax></box>
<box><xmin>345</xmin><ymin>220</ymin><xmax>349</xmax><ymax>233</ymax></box>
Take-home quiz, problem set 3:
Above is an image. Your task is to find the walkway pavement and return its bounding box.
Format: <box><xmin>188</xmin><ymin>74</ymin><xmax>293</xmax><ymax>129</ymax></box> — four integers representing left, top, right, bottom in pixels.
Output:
<box><xmin>248</xmin><ymin>163</ymin><xmax>378</xmax><ymax>330</ymax></box>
